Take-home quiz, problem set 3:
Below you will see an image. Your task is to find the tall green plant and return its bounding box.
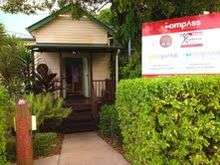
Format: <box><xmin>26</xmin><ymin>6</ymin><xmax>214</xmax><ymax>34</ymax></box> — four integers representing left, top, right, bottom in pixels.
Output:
<box><xmin>120</xmin><ymin>51</ymin><xmax>141</xmax><ymax>79</ymax></box>
<box><xmin>99</xmin><ymin>104</ymin><xmax>121</xmax><ymax>140</ymax></box>
<box><xmin>26</xmin><ymin>93</ymin><xmax>70</xmax><ymax>129</ymax></box>
<box><xmin>0</xmin><ymin>24</ymin><xmax>35</xmax><ymax>97</ymax></box>
<box><xmin>117</xmin><ymin>77</ymin><xmax>220</xmax><ymax>164</ymax></box>
<box><xmin>0</xmin><ymin>86</ymin><xmax>10</xmax><ymax>164</ymax></box>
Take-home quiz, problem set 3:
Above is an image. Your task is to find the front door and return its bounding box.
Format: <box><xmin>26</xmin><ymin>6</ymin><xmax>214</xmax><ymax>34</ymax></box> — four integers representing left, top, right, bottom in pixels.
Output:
<box><xmin>65</xmin><ymin>58</ymin><xmax>83</xmax><ymax>98</ymax></box>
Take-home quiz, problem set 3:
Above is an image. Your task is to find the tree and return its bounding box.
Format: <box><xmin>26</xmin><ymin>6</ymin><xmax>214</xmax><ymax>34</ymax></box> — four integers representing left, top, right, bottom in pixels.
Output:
<box><xmin>96</xmin><ymin>8</ymin><xmax>113</xmax><ymax>27</ymax></box>
<box><xmin>0</xmin><ymin>24</ymin><xmax>33</xmax><ymax>98</ymax></box>
<box><xmin>2</xmin><ymin>0</ymin><xmax>220</xmax><ymax>79</ymax></box>
<box><xmin>2</xmin><ymin>0</ymin><xmax>220</xmax><ymax>45</ymax></box>
<box><xmin>0</xmin><ymin>0</ymin><xmax>110</xmax><ymax>14</ymax></box>
<box><xmin>110</xmin><ymin>0</ymin><xmax>220</xmax><ymax>78</ymax></box>
<box><xmin>111</xmin><ymin>0</ymin><xmax>220</xmax><ymax>47</ymax></box>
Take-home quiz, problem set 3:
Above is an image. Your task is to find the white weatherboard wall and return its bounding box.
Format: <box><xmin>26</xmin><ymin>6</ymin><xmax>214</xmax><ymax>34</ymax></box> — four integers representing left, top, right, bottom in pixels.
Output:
<box><xmin>32</xmin><ymin>15</ymin><xmax>108</xmax><ymax>44</ymax></box>
<box><xmin>92</xmin><ymin>53</ymin><xmax>111</xmax><ymax>80</ymax></box>
<box><xmin>35</xmin><ymin>52</ymin><xmax>60</xmax><ymax>78</ymax></box>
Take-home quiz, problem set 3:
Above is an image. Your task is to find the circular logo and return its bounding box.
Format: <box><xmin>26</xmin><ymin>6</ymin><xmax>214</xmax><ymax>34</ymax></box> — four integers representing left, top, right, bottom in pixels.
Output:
<box><xmin>160</xmin><ymin>35</ymin><xmax>172</xmax><ymax>48</ymax></box>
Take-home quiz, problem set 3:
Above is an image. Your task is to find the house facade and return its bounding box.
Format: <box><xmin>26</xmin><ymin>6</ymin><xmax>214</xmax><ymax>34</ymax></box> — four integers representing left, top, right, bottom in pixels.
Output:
<box><xmin>27</xmin><ymin>6</ymin><xmax>121</xmax><ymax>103</ymax></box>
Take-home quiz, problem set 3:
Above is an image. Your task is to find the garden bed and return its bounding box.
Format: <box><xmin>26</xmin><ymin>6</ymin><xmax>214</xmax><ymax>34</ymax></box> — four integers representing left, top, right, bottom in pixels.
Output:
<box><xmin>34</xmin><ymin>133</ymin><xmax>64</xmax><ymax>159</ymax></box>
<box><xmin>7</xmin><ymin>133</ymin><xmax>64</xmax><ymax>162</ymax></box>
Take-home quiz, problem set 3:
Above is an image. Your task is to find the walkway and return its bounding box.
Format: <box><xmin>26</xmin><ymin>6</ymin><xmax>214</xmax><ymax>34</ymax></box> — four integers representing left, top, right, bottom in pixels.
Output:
<box><xmin>34</xmin><ymin>132</ymin><xmax>129</xmax><ymax>165</ymax></box>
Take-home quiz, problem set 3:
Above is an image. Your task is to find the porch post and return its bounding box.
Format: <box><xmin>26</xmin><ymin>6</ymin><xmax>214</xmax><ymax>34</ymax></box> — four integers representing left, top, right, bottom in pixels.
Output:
<box><xmin>90</xmin><ymin>52</ymin><xmax>93</xmax><ymax>98</ymax></box>
<box><xmin>31</xmin><ymin>49</ymin><xmax>35</xmax><ymax>88</ymax></box>
<box><xmin>115</xmin><ymin>49</ymin><xmax>120</xmax><ymax>87</ymax></box>
<box><xmin>59</xmin><ymin>51</ymin><xmax>63</xmax><ymax>97</ymax></box>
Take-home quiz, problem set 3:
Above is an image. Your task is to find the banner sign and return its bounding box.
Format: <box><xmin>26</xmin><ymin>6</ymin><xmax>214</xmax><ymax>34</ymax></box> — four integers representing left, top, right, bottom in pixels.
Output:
<box><xmin>142</xmin><ymin>13</ymin><xmax>220</xmax><ymax>76</ymax></box>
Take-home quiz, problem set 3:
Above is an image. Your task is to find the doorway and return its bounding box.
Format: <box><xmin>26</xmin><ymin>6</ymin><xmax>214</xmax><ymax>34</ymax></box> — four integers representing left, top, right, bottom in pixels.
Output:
<box><xmin>65</xmin><ymin>58</ymin><xmax>83</xmax><ymax>98</ymax></box>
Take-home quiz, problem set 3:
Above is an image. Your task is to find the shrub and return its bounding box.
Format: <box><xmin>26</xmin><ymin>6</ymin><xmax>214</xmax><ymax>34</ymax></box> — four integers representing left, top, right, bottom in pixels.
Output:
<box><xmin>0</xmin><ymin>86</ymin><xmax>10</xmax><ymax>164</ymax></box>
<box><xmin>120</xmin><ymin>51</ymin><xmax>141</xmax><ymax>79</ymax></box>
<box><xmin>116</xmin><ymin>77</ymin><xmax>220</xmax><ymax>165</ymax></box>
<box><xmin>6</xmin><ymin>133</ymin><xmax>59</xmax><ymax>161</ymax></box>
<box><xmin>99</xmin><ymin>105</ymin><xmax>121</xmax><ymax>140</ymax></box>
<box><xmin>6</xmin><ymin>136</ymin><xmax>16</xmax><ymax>162</ymax></box>
<box><xmin>33</xmin><ymin>133</ymin><xmax>58</xmax><ymax>157</ymax></box>
<box><xmin>26</xmin><ymin>93</ymin><xmax>71</xmax><ymax>130</ymax></box>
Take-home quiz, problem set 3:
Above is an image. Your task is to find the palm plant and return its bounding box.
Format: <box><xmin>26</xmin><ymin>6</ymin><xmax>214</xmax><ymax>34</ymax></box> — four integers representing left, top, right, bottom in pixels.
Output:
<box><xmin>0</xmin><ymin>24</ymin><xmax>35</xmax><ymax>97</ymax></box>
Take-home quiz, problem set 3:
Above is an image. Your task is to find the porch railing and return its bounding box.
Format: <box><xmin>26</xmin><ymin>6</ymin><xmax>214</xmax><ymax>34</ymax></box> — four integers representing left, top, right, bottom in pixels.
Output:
<box><xmin>92</xmin><ymin>79</ymin><xmax>115</xmax><ymax>103</ymax></box>
<box><xmin>58</xmin><ymin>77</ymin><xmax>115</xmax><ymax>103</ymax></box>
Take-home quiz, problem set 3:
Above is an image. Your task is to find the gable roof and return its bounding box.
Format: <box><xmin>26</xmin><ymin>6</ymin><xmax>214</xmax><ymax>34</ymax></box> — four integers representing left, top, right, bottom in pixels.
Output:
<box><xmin>26</xmin><ymin>4</ymin><xmax>114</xmax><ymax>35</ymax></box>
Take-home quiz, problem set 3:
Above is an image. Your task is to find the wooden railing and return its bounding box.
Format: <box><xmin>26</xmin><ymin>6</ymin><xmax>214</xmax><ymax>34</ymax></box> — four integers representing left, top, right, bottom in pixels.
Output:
<box><xmin>57</xmin><ymin>77</ymin><xmax>115</xmax><ymax>103</ymax></box>
<box><xmin>92</xmin><ymin>79</ymin><xmax>115</xmax><ymax>103</ymax></box>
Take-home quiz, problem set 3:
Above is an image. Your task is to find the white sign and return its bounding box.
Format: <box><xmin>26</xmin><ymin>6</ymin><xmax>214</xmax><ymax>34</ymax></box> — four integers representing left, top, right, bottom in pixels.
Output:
<box><xmin>32</xmin><ymin>115</ymin><xmax>37</xmax><ymax>131</ymax></box>
<box><xmin>142</xmin><ymin>13</ymin><xmax>220</xmax><ymax>76</ymax></box>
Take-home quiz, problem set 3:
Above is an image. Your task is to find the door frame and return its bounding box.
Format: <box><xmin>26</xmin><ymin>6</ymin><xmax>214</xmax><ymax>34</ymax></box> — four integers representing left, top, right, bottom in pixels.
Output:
<box><xmin>62</xmin><ymin>55</ymin><xmax>91</xmax><ymax>99</ymax></box>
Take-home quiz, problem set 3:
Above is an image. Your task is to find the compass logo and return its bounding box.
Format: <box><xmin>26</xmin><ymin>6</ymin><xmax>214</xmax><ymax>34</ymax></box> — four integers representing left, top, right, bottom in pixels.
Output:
<box><xmin>160</xmin><ymin>35</ymin><xmax>172</xmax><ymax>48</ymax></box>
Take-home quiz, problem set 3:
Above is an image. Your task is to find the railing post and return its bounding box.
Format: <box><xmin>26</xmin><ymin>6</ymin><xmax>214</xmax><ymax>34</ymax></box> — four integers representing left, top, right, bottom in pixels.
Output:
<box><xmin>16</xmin><ymin>99</ymin><xmax>33</xmax><ymax>165</ymax></box>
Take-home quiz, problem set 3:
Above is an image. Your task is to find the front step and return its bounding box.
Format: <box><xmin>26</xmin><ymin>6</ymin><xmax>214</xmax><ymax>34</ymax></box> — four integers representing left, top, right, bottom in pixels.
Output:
<box><xmin>60</xmin><ymin>109</ymin><xmax>97</xmax><ymax>133</ymax></box>
<box><xmin>60</xmin><ymin>98</ymin><xmax>99</xmax><ymax>133</ymax></box>
<box><xmin>60</xmin><ymin>120</ymin><xmax>97</xmax><ymax>133</ymax></box>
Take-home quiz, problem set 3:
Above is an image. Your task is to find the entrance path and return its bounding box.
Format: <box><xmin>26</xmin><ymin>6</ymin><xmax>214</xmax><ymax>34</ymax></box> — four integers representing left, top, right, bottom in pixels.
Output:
<box><xmin>12</xmin><ymin>132</ymin><xmax>129</xmax><ymax>165</ymax></box>
<box><xmin>58</xmin><ymin>132</ymin><xmax>129</xmax><ymax>165</ymax></box>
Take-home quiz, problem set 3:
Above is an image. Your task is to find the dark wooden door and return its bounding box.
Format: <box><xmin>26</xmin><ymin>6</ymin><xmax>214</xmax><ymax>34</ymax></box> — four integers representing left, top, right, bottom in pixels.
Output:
<box><xmin>65</xmin><ymin>58</ymin><xmax>83</xmax><ymax>98</ymax></box>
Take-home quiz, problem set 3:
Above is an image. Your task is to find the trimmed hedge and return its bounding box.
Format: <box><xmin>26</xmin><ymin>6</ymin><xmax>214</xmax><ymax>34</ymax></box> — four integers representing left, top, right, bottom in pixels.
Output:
<box><xmin>0</xmin><ymin>86</ymin><xmax>9</xmax><ymax>164</ymax></box>
<box><xmin>116</xmin><ymin>77</ymin><xmax>220</xmax><ymax>165</ymax></box>
<box><xmin>99</xmin><ymin>105</ymin><xmax>121</xmax><ymax>139</ymax></box>
<box><xmin>6</xmin><ymin>132</ymin><xmax>59</xmax><ymax>162</ymax></box>
<box><xmin>33</xmin><ymin>133</ymin><xmax>58</xmax><ymax>157</ymax></box>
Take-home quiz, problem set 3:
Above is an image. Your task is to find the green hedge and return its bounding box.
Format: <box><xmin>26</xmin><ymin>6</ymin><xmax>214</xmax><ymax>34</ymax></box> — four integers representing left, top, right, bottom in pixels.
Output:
<box><xmin>99</xmin><ymin>105</ymin><xmax>121</xmax><ymax>139</ymax></box>
<box><xmin>0</xmin><ymin>86</ymin><xmax>9</xmax><ymax>164</ymax></box>
<box><xmin>33</xmin><ymin>133</ymin><xmax>58</xmax><ymax>157</ymax></box>
<box><xmin>116</xmin><ymin>77</ymin><xmax>220</xmax><ymax>165</ymax></box>
<box><xmin>6</xmin><ymin>132</ymin><xmax>59</xmax><ymax>162</ymax></box>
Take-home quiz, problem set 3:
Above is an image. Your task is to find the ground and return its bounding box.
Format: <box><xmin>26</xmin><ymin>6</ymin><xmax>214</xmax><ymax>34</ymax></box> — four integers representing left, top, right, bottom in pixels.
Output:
<box><xmin>14</xmin><ymin>132</ymin><xmax>129</xmax><ymax>165</ymax></box>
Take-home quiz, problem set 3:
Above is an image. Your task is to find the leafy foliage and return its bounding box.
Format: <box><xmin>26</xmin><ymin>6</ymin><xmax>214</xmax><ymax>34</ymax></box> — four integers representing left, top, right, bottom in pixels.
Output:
<box><xmin>26</xmin><ymin>93</ymin><xmax>70</xmax><ymax>129</ymax></box>
<box><xmin>99</xmin><ymin>104</ymin><xmax>121</xmax><ymax>140</ymax></box>
<box><xmin>1</xmin><ymin>0</ymin><xmax>109</xmax><ymax>13</ymax></box>
<box><xmin>33</xmin><ymin>132</ymin><xmax>58</xmax><ymax>157</ymax></box>
<box><xmin>0</xmin><ymin>86</ymin><xmax>10</xmax><ymax>164</ymax></box>
<box><xmin>116</xmin><ymin>76</ymin><xmax>220</xmax><ymax>164</ymax></box>
<box><xmin>111</xmin><ymin>0</ymin><xmax>220</xmax><ymax>46</ymax></box>
<box><xmin>97</xmin><ymin>8</ymin><xmax>113</xmax><ymax>27</ymax></box>
<box><xmin>34</xmin><ymin>64</ymin><xmax>59</xmax><ymax>94</ymax></box>
<box><xmin>120</xmin><ymin>51</ymin><xmax>141</xmax><ymax>79</ymax></box>
<box><xmin>0</xmin><ymin>24</ymin><xmax>34</xmax><ymax>98</ymax></box>
<box><xmin>6</xmin><ymin>132</ymin><xmax>59</xmax><ymax>161</ymax></box>
<box><xmin>19</xmin><ymin>48</ymin><xmax>35</xmax><ymax>94</ymax></box>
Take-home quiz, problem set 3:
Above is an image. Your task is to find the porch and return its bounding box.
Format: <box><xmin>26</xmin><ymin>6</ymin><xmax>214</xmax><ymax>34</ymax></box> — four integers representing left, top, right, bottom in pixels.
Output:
<box><xmin>32</xmin><ymin>43</ymin><xmax>120</xmax><ymax>132</ymax></box>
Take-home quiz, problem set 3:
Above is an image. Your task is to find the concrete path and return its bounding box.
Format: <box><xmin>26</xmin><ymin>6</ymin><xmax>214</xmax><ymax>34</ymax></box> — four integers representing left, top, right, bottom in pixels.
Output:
<box><xmin>59</xmin><ymin>132</ymin><xmax>129</xmax><ymax>165</ymax></box>
<box><xmin>25</xmin><ymin>131</ymin><xmax>129</xmax><ymax>165</ymax></box>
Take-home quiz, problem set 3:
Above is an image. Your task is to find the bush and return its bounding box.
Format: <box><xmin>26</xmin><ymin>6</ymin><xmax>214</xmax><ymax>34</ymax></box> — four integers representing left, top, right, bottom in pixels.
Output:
<box><xmin>26</xmin><ymin>93</ymin><xmax>71</xmax><ymax>130</ymax></box>
<box><xmin>0</xmin><ymin>86</ymin><xmax>10</xmax><ymax>164</ymax></box>
<box><xmin>6</xmin><ymin>136</ymin><xmax>16</xmax><ymax>162</ymax></box>
<box><xmin>99</xmin><ymin>105</ymin><xmax>121</xmax><ymax>140</ymax></box>
<box><xmin>6</xmin><ymin>133</ymin><xmax>59</xmax><ymax>161</ymax></box>
<box><xmin>116</xmin><ymin>77</ymin><xmax>220</xmax><ymax>165</ymax></box>
<box><xmin>120</xmin><ymin>51</ymin><xmax>141</xmax><ymax>79</ymax></box>
<box><xmin>33</xmin><ymin>133</ymin><xmax>58</xmax><ymax>157</ymax></box>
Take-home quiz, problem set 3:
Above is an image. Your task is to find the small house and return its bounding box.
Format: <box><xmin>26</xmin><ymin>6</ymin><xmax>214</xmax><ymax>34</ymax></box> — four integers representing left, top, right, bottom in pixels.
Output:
<box><xmin>27</xmin><ymin>5</ymin><xmax>122</xmax><ymax>131</ymax></box>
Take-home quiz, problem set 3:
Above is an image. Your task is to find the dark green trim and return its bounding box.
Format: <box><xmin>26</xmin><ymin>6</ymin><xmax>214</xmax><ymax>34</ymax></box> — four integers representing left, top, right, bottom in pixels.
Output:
<box><xmin>32</xmin><ymin>43</ymin><xmax>122</xmax><ymax>49</ymax></box>
<box><xmin>30</xmin><ymin>43</ymin><xmax>122</xmax><ymax>53</ymax></box>
<box><xmin>26</xmin><ymin>4</ymin><xmax>114</xmax><ymax>35</ymax></box>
